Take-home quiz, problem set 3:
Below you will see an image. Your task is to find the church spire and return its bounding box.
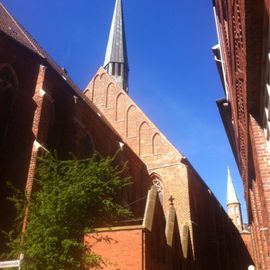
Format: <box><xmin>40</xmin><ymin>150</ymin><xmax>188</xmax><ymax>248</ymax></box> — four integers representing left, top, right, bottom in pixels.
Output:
<box><xmin>104</xmin><ymin>0</ymin><xmax>129</xmax><ymax>93</ymax></box>
<box><xmin>226</xmin><ymin>167</ymin><xmax>239</xmax><ymax>205</ymax></box>
<box><xmin>226</xmin><ymin>167</ymin><xmax>243</xmax><ymax>232</ymax></box>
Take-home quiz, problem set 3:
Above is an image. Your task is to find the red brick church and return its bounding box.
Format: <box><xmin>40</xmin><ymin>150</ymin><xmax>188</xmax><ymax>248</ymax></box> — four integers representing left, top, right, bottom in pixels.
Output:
<box><xmin>0</xmin><ymin>1</ymin><xmax>253</xmax><ymax>269</ymax></box>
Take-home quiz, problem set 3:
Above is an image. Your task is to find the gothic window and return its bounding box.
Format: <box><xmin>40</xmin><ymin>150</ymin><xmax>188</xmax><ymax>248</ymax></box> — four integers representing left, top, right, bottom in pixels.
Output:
<box><xmin>92</xmin><ymin>75</ymin><xmax>105</xmax><ymax>106</ymax></box>
<box><xmin>44</xmin><ymin>99</ymin><xmax>55</xmax><ymax>150</ymax></box>
<box><xmin>152</xmin><ymin>133</ymin><xmax>162</xmax><ymax>155</ymax></box>
<box><xmin>127</xmin><ymin>105</ymin><xmax>136</xmax><ymax>137</ymax></box>
<box><xmin>139</xmin><ymin>122</ymin><xmax>151</xmax><ymax>156</ymax></box>
<box><xmin>116</xmin><ymin>94</ymin><xmax>125</xmax><ymax>121</ymax></box>
<box><xmin>81</xmin><ymin>134</ymin><xmax>94</xmax><ymax>158</ymax></box>
<box><xmin>0</xmin><ymin>65</ymin><xmax>18</xmax><ymax>154</ymax></box>
<box><xmin>152</xmin><ymin>178</ymin><xmax>163</xmax><ymax>205</ymax></box>
<box><xmin>117</xmin><ymin>63</ymin><xmax>121</xmax><ymax>76</ymax></box>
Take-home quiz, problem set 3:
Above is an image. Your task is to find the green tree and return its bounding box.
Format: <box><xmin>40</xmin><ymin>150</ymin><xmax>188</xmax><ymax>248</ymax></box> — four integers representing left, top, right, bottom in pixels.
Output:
<box><xmin>4</xmin><ymin>152</ymin><xmax>131</xmax><ymax>270</ymax></box>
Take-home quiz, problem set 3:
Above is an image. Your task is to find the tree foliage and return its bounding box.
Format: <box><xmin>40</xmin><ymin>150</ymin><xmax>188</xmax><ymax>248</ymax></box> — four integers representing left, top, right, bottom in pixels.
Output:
<box><xmin>4</xmin><ymin>152</ymin><xmax>131</xmax><ymax>270</ymax></box>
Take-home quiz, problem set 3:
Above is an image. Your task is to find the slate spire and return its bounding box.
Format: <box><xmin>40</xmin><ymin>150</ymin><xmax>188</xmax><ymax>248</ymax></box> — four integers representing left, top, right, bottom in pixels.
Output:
<box><xmin>226</xmin><ymin>167</ymin><xmax>240</xmax><ymax>205</ymax></box>
<box><xmin>226</xmin><ymin>167</ymin><xmax>243</xmax><ymax>231</ymax></box>
<box><xmin>104</xmin><ymin>0</ymin><xmax>129</xmax><ymax>92</ymax></box>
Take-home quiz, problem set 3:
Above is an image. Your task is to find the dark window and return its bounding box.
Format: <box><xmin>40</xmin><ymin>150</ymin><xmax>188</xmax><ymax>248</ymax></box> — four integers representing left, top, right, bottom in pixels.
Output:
<box><xmin>117</xmin><ymin>63</ymin><xmax>121</xmax><ymax>76</ymax></box>
<box><xmin>81</xmin><ymin>134</ymin><xmax>94</xmax><ymax>158</ymax></box>
<box><xmin>112</xmin><ymin>63</ymin><xmax>115</xmax><ymax>75</ymax></box>
<box><xmin>0</xmin><ymin>65</ymin><xmax>18</xmax><ymax>154</ymax></box>
<box><xmin>44</xmin><ymin>100</ymin><xmax>55</xmax><ymax>151</ymax></box>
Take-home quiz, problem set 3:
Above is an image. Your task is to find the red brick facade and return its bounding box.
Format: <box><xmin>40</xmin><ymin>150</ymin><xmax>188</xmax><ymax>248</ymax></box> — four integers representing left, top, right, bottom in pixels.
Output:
<box><xmin>85</xmin><ymin>198</ymin><xmax>184</xmax><ymax>270</ymax></box>
<box><xmin>87</xmin><ymin>228</ymin><xmax>144</xmax><ymax>270</ymax></box>
<box><xmin>213</xmin><ymin>0</ymin><xmax>270</xmax><ymax>269</ymax></box>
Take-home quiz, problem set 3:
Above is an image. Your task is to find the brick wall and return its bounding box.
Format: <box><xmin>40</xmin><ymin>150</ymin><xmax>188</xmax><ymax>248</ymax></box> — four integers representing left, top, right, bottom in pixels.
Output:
<box><xmin>84</xmin><ymin>69</ymin><xmax>192</xmax><ymax>252</ymax></box>
<box><xmin>85</xmin><ymin>192</ymin><xmax>183</xmax><ymax>270</ymax></box>
<box><xmin>84</xmin><ymin>67</ymin><xmax>253</xmax><ymax>269</ymax></box>
<box><xmin>249</xmin><ymin>115</ymin><xmax>270</xmax><ymax>269</ymax></box>
<box><xmin>0</xmin><ymin>35</ymin><xmax>152</xmax><ymax>250</ymax></box>
<box><xmin>187</xmin><ymin>161</ymin><xmax>253</xmax><ymax>270</ymax></box>
<box><xmin>86</xmin><ymin>228</ymin><xmax>143</xmax><ymax>270</ymax></box>
<box><xmin>213</xmin><ymin>0</ymin><xmax>270</xmax><ymax>268</ymax></box>
<box><xmin>0</xmin><ymin>34</ymin><xmax>41</xmax><ymax>251</ymax></box>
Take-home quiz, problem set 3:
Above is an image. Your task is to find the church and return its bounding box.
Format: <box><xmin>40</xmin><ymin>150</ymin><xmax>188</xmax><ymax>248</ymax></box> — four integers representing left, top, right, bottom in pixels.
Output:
<box><xmin>0</xmin><ymin>0</ymin><xmax>253</xmax><ymax>269</ymax></box>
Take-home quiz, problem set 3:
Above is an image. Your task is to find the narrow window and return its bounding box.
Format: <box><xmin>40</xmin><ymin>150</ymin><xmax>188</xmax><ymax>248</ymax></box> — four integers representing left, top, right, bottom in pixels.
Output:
<box><xmin>112</xmin><ymin>63</ymin><xmax>115</xmax><ymax>76</ymax></box>
<box><xmin>0</xmin><ymin>65</ymin><xmax>18</xmax><ymax>153</ymax></box>
<box><xmin>81</xmin><ymin>134</ymin><xmax>94</xmax><ymax>158</ymax></box>
<box><xmin>117</xmin><ymin>63</ymin><xmax>121</xmax><ymax>76</ymax></box>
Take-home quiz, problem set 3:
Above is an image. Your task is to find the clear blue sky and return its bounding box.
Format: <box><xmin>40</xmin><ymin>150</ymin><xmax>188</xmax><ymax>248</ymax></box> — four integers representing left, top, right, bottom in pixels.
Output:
<box><xmin>2</xmin><ymin>0</ymin><xmax>247</xmax><ymax>222</ymax></box>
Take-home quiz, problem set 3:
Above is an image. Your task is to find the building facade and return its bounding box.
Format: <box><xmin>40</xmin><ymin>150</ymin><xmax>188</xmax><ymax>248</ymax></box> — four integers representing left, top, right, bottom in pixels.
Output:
<box><xmin>0</xmin><ymin>1</ymin><xmax>253</xmax><ymax>269</ymax></box>
<box><xmin>213</xmin><ymin>0</ymin><xmax>270</xmax><ymax>269</ymax></box>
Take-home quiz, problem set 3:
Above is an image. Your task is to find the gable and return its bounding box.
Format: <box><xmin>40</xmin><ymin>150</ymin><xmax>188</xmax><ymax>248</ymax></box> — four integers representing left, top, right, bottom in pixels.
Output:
<box><xmin>84</xmin><ymin>68</ymin><xmax>195</xmax><ymax>255</ymax></box>
<box><xmin>84</xmin><ymin>68</ymin><xmax>183</xmax><ymax>169</ymax></box>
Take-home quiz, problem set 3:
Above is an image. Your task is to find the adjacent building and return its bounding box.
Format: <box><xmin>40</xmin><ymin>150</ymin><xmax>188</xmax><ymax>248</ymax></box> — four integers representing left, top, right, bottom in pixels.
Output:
<box><xmin>213</xmin><ymin>0</ymin><xmax>270</xmax><ymax>269</ymax></box>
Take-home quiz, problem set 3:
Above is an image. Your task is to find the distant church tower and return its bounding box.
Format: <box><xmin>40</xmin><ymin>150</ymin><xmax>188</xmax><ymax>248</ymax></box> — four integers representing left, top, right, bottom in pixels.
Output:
<box><xmin>227</xmin><ymin>167</ymin><xmax>243</xmax><ymax>232</ymax></box>
<box><xmin>104</xmin><ymin>0</ymin><xmax>129</xmax><ymax>93</ymax></box>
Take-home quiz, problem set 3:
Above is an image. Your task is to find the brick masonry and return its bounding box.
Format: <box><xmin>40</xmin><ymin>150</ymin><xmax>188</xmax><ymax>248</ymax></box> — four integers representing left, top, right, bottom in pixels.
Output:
<box><xmin>86</xmin><ymin>228</ymin><xmax>143</xmax><ymax>270</ymax></box>
<box><xmin>249</xmin><ymin>115</ymin><xmax>270</xmax><ymax>269</ymax></box>
<box><xmin>84</xmin><ymin>68</ymin><xmax>253</xmax><ymax>269</ymax></box>
<box><xmin>84</xmin><ymin>68</ymin><xmax>192</xmax><ymax>252</ymax></box>
<box><xmin>213</xmin><ymin>0</ymin><xmax>270</xmax><ymax>268</ymax></box>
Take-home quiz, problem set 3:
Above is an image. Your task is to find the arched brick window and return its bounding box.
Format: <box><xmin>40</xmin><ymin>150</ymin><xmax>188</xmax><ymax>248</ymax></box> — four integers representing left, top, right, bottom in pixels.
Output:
<box><xmin>106</xmin><ymin>83</ymin><xmax>115</xmax><ymax>109</ymax></box>
<box><xmin>116</xmin><ymin>93</ymin><xmax>125</xmax><ymax>121</ymax></box>
<box><xmin>81</xmin><ymin>134</ymin><xmax>95</xmax><ymax>158</ymax></box>
<box><xmin>0</xmin><ymin>65</ymin><xmax>18</xmax><ymax>154</ymax></box>
<box><xmin>92</xmin><ymin>75</ymin><xmax>105</xmax><ymax>106</ymax></box>
<box><xmin>139</xmin><ymin>122</ymin><xmax>151</xmax><ymax>156</ymax></box>
<box><xmin>152</xmin><ymin>133</ymin><xmax>162</xmax><ymax>155</ymax></box>
<box><xmin>127</xmin><ymin>105</ymin><xmax>136</xmax><ymax>137</ymax></box>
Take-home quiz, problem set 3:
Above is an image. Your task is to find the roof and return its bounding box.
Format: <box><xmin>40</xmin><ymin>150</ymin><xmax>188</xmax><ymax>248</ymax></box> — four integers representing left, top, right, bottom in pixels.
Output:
<box><xmin>0</xmin><ymin>3</ymin><xmax>45</xmax><ymax>57</ymax></box>
<box><xmin>227</xmin><ymin>167</ymin><xmax>240</xmax><ymax>205</ymax></box>
<box><xmin>0</xmin><ymin>2</ymin><xmax>130</xmax><ymax>142</ymax></box>
<box><xmin>104</xmin><ymin>0</ymin><xmax>128</xmax><ymax>67</ymax></box>
<box><xmin>0</xmin><ymin>2</ymin><xmax>81</xmax><ymax>94</ymax></box>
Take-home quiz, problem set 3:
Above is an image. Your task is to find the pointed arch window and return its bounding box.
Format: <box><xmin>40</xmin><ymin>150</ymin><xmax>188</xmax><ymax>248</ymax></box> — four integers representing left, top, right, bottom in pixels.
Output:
<box><xmin>81</xmin><ymin>134</ymin><xmax>94</xmax><ymax>158</ymax></box>
<box><xmin>0</xmin><ymin>65</ymin><xmax>18</xmax><ymax>153</ymax></box>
